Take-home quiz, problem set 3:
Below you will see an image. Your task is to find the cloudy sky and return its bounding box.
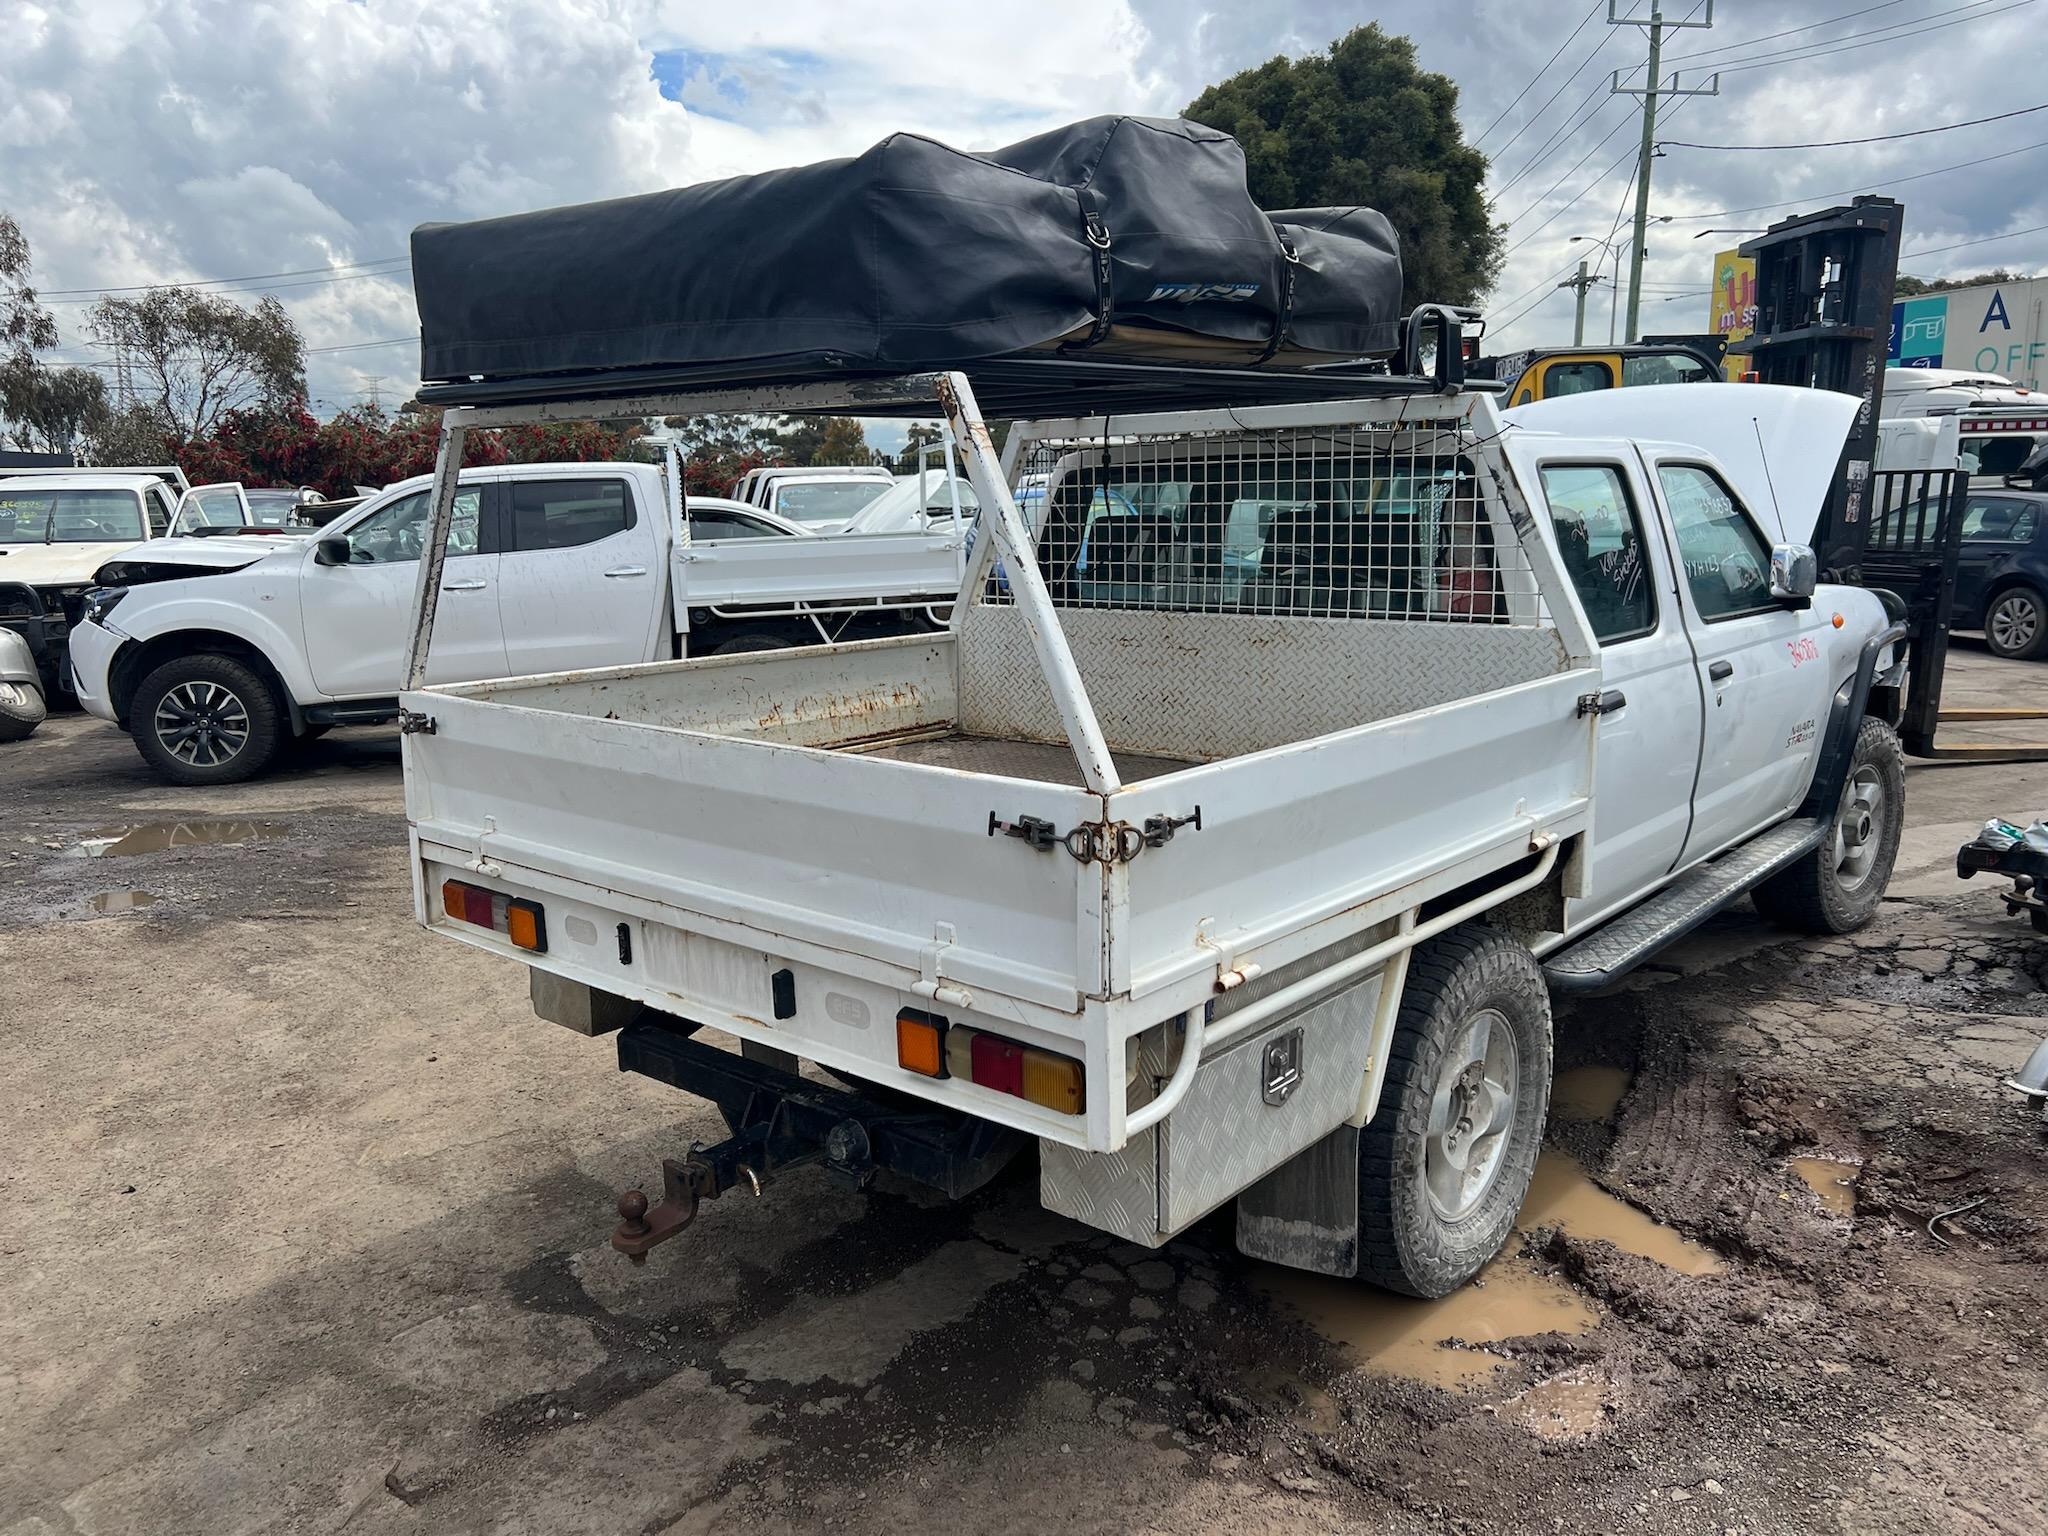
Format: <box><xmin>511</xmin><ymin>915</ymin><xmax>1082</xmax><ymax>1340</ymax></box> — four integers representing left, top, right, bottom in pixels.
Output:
<box><xmin>5</xmin><ymin>0</ymin><xmax>2043</xmax><ymax>430</ymax></box>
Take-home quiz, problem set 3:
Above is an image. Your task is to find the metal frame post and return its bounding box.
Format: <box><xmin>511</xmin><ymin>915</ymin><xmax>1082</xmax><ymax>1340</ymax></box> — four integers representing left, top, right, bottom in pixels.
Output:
<box><xmin>933</xmin><ymin>371</ymin><xmax>1121</xmax><ymax>795</ymax></box>
<box><xmin>401</xmin><ymin>416</ymin><xmax>469</xmax><ymax>693</ymax></box>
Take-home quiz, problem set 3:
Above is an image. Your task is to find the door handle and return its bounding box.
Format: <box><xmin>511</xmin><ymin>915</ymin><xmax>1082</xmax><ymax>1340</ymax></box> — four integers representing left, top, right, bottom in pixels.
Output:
<box><xmin>604</xmin><ymin>566</ymin><xmax>649</xmax><ymax>578</ymax></box>
<box><xmin>1576</xmin><ymin>689</ymin><xmax>1627</xmax><ymax>718</ymax></box>
<box><xmin>442</xmin><ymin>579</ymin><xmax>487</xmax><ymax>592</ymax></box>
<box><xmin>1709</xmin><ymin>659</ymin><xmax>1735</xmax><ymax>682</ymax></box>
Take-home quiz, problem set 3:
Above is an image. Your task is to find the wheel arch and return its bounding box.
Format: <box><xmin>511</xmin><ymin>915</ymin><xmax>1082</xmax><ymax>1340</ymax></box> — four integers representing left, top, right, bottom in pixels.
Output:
<box><xmin>111</xmin><ymin>629</ymin><xmax>302</xmax><ymax>734</ymax></box>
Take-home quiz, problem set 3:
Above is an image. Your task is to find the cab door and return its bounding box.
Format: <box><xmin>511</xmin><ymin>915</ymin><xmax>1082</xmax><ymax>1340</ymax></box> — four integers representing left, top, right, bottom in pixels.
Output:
<box><xmin>300</xmin><ymin>482</ymin><xmax>506</xmax><ymax>697</ymax></box>
<box><xmin>1955</xmin><ymin>492</ymin><xmax>2040</xmax><ymax>625</ymax></box>
<box><xmin>169</xmin><ymin>482</ymin><xmax>250</xmax><ymax>535</ymax></box>
<box><xmin>1524</xmin><ymin>452</ymin><xmax>1705</xmax><ymax>923</ymax></box>
<box><xmin>1646</xmin><ymin>455</ymin><xmax>1833</xmax><ymax>864</ymax></box>
<box><xmin>493</xmin><ymin>472</ymin><xmax>665</xmax><ymax>674</ymax></box>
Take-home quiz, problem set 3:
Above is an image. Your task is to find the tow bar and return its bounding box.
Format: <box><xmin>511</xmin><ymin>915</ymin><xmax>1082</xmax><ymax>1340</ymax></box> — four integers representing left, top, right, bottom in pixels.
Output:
<box><xmin>608</xmin><ymin>1021</ymin><xmax>1026</xmax><ymax>1263</ymax></box>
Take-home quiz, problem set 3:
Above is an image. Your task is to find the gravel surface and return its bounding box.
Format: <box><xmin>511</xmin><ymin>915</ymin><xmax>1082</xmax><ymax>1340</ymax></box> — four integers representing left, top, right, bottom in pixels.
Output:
<box><xmin>3</xmin><ymin>649</ymin><xmax>2044</xmax><ymax>1535</ymax></box>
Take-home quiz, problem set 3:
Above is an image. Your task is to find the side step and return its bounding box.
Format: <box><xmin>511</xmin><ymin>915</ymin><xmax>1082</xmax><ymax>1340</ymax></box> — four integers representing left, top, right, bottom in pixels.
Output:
<box><xmin>1542</xmin><ymin>817</ymin><xmax>1828</xmax><ymax>993</ymax></box>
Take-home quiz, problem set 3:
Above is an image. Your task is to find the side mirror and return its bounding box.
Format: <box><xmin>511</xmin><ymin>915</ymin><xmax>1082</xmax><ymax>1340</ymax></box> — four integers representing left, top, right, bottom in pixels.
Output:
<box><xmin>1769</xmin><ymin>541</ymin><xmax>1818</xmax><ymax>604</ymax></box>
<box><xmin>314</xmin><ymin>535</ymin><xmax>351</xmax><ymax>567</ymax></box>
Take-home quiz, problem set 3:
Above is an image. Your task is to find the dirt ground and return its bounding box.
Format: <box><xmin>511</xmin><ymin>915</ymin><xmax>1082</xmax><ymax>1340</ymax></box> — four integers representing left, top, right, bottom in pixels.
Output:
<box><xmin>2</xmin><ymin>646</ymin><xmax>2044</xmax><ymax>1536</ymax></box>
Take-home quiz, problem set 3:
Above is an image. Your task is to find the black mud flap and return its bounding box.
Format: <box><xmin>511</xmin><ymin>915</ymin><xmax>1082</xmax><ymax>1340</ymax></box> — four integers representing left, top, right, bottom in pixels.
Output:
<box><xmin>1234</xmin><ymin>1124</ymin><xmax>1360</xmax><ymax>1278</ymax></box>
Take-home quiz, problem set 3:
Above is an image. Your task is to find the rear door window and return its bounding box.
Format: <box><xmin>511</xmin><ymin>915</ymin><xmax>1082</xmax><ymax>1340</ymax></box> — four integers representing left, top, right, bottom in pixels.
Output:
<box><xmin>1538</xmin><ymin>464</ymin><xmax>1655</xmax><ymax>642</ymax></box>
<box><xmin>507</xmin><ymin>479</ymin><xmax>635</xmax><ymax>550</ymax></box>
<box><xmin>1961</xmin><ymin>495</ymin><xmax>2039</xmax><ymax>543</ymax></box>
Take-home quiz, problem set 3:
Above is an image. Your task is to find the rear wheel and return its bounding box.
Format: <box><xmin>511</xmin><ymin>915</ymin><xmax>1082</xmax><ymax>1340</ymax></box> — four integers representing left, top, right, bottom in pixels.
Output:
<box><xmin>1752</xmin><ymin>718</ymin><xmax>1905</xmax><ymax>934</ymax></box>
<box><xmin>1984</xmin><ymin>584</ymin><xmax>2048</xmax><ymax>660</ymax></box>
<box><xmin>708</xmin><ymin>627</ymin><xmax>802</xmax><ymax>656</ymax></box>
<box><xmin>131</xmin><ymin>653</ymin><xmax>284</xmax><ymax>785</ymax></box>
<box><xmin>1356</xmin><ymin>924</ymin><xmax>1552</xmax><ymax>1298</ymax></box>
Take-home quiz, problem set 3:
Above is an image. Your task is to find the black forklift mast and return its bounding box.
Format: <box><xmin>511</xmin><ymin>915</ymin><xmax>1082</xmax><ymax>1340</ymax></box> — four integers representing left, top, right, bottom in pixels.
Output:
<box><xmin>1729</xmin><ymin>195</ymin><xmax>1904</xmax><ymax>584</ymax></box>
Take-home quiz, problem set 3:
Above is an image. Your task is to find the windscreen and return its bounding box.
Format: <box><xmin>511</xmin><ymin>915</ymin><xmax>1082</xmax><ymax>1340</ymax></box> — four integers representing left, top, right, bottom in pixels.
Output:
<box><xmin>0</xmin><ymin>488</ymin><xmax>147</xmax><ymax>544</ymax></box>
<box><xmin>771</xmin><ymin>479</ymin><xmax>890</xmax><ymax>523</ymax></box>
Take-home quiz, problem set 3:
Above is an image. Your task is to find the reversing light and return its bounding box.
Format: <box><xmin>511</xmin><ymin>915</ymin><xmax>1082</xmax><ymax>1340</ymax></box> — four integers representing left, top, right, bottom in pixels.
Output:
<box><xmin>441</xmin><ymin>878</ymin><xmax>547</xmax><ymax>952</ymax></box>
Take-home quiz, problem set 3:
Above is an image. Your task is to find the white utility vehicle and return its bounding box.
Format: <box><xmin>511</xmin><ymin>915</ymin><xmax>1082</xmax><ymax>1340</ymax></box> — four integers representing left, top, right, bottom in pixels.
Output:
<box><xmin>70</xmin><ymin>461</ymin><xmax>970</xmax><ymax>785</ymax></box>
<box><xmin>395</xmin><ymin>364</ymin><xmax>1907</xmax><ymax>1297</ymax></box>
<box><xmin>731</xmin><ymin>464</ymin><xmax>892</xmax><ymax>511</ymax></box>
<box><xmin>0</xmin><ymin>466</ymin><xmax>262</xmax><ymax>699</ymax></box>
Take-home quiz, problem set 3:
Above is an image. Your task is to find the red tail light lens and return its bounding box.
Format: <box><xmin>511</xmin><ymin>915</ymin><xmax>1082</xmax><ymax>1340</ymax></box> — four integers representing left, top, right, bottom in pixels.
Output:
<box><xmin>970</xmin><ymin>1032</ymin><xmax>1024</xmax><ymax>1096</ymax></box>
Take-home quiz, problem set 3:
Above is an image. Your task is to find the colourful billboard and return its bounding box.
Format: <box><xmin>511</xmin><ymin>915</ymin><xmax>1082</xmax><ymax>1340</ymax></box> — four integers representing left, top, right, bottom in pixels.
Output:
<box><xmin>1887</xmin><ymin>279</ymin><xmax>2048</xmax><ymax>386</ymax></box>
<box><xmin>1708</xmin><ymin>250</ymin><xmax>1756</xmax><ymax>381</ymax></box>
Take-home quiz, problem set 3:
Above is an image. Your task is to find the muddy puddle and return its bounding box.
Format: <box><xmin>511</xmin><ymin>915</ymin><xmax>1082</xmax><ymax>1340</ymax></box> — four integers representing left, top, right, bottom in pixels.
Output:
<box><xmin>1788</xmin><ymin>1155</ymin><xmax>1860</xmax><ymax>1218</ymax></box>
<box><xmin>1262</xmin><ymin>1234</ymin><xmax>1597</xmax><ymax>1389</ymax></box>
<box><xmin>72</xmin><ymin>891</ymin><xmax>157</xmax><ymax>917</ymax></box>
<box><xmin>1550</xmin><ymin>1065</ymin><xmax>1630</xmax><ymax>1122</ymax></box>
<box><xmin>1260</xmin><ymin>1150</ymin><xmax>1719</xmax><ymax>1390</ymax></box>
<box><xmin>69</xmin><ymin>821</ymin><xmax>288</xmax><ymax>858</ymax></box>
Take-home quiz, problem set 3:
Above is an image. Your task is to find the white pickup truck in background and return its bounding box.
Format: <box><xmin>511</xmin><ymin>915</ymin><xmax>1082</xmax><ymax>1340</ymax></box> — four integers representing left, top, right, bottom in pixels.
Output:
<box><xmin>69</xmin><ymin>459</ymin><xmax>972</xmax><ymax>784</ymax></box>
<box><xmin>398</xmin><ymin>370</ymin><xmax>1908</xmax><ymax>1300</ymax></box>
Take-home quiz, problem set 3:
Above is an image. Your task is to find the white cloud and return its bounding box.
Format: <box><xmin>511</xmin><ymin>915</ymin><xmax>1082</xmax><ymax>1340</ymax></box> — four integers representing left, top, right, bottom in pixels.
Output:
<box><xmin>6</xmin><ymin>0</ymin><xmax>2045</xmax><ymax>414</ymax></box>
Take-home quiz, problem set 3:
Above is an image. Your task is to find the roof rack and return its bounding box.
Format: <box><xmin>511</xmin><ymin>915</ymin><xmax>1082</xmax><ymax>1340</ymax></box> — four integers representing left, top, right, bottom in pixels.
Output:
<box><xmin>414</xmin><ymin>309</ymin><xmax>1472</xmax><ymax>420</ymax></box>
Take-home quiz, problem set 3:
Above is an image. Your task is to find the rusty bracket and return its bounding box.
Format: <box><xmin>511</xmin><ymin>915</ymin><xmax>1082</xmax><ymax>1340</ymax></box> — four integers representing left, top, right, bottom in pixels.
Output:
<box><xmin>397</xmin><ymin>708</ymin><xmax>437</xmax><ymax>736</ymax></box>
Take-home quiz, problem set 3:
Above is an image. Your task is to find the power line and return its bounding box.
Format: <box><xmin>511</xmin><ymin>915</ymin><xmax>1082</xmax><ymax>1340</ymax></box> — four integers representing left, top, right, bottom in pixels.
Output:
<box><xmin>1664</xmin><ymin>136</ymin><xmax>2048</xmax><ymax>221</ymax></box>
<box><xmin>1662</xmin><ymin>0</ymin><xmax>1913</xmax><ymax>60</ymax></box>
<box><xmin>1504</xmin><ymin>111</ymin><xmax>1639</xmax><ymax>230</ymax></box>
<box><xmin>1494</xmin><ymin>87</ymin><xmax>1624</xmax><ymax>203</ymax></box>
<box><xmin>1660</xmin><ymin>101</ymin><xmax>2048</xmax><ymax>149</ymax></box>
<box><xmin>47</xmin><ymin>264</ymin><xmax>414</xmax><ymax>306</ymax></box>
<box><xmin>304</xmin><ymin>336</ymin><xmax>416</xmax><ymax>356</ymax></box>
<box><xmin>1902</xmin><ymin>222</ymin><xmax>2048</xmax><ymax>259</ymax></box>
<box><xmin>1473</xmin><ymin>0</ymin><xmax>1606</xmax><ymax>147</ymax></box>
<box><xmin>1484</xmin><ymin>22</ymin><xmax>1624</xmax><ymax>167</ymax></box>
<box><xmin>1713</xmin><ymin>0</ymin><xmax>2033</xmax><ymax>75</ymax></box>
<box><xmin>40</xmin><ymin>256</ymin><xmax>407</xmax><ymax>298</ymax></box>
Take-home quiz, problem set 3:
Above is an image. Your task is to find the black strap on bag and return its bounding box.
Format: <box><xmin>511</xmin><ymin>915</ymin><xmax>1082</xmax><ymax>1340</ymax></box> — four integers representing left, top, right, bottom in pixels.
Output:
<box><xmin>1252</xmin><ymin>234</ymin><xmax>1301</xmax><ymax>366</ymax></box>
<box><xmin>1065</xmin><ymin>192</ymin><xmax>1115</xmax><ymax>351</ymax></box>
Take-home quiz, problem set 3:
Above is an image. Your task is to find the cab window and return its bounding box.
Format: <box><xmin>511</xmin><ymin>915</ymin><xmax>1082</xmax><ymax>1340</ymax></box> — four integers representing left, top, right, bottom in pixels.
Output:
<box><xmin>1658</xmin><ymin>463</ymin><xmax>1775</xmax><ymax>620</ymax></box>
<box><xmin>1621</xmin><ymin>352</ymin><xmax>1716</xmax><ymax>387</ymax></box>
<box><xmin>1538</xmin><ymin>464</ymin><xmax>1655</xmax><ymax>642</ymax></box>
<box><xmin>1543</xmin><ymin>360</ymin><xmax>1613</xmax><ymax>397</ymax></box>
<box><xmin>339</xmin><ymin>488</ymin><xmax>483</xmax><ymax>563</ymax></box>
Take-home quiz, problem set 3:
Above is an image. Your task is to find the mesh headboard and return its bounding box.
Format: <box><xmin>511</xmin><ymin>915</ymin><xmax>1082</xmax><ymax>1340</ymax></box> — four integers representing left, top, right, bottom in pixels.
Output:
<box><xmin>958</xmin><ymin>604</ymin><xmax>1567</xmax><ymax>762</ymax></box>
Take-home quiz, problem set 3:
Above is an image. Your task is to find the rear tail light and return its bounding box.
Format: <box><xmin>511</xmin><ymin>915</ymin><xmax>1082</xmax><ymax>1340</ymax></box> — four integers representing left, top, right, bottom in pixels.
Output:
<box><xmin>441</xmin><ymin>879</ymin><xmax>547</xmax><ymax>953</ymax></box>
<box><xmin>908</xmin><ymin>1009</ymin><xmax>1083</xmax><ymax>1113</ymax></box>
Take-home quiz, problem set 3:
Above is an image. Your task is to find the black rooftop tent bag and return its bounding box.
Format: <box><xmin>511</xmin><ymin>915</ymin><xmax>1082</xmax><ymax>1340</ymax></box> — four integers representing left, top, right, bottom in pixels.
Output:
<box><xmin>411</xmin><ymin>116</ymin><xmax>1403</xmax><ymax>387</ymax></box>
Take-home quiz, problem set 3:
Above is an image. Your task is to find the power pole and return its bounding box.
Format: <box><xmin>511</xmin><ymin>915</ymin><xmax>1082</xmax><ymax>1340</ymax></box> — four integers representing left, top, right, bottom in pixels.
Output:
<box><xmin>1558</xmin><ymin>261</ymin><xmax>1604</xmax><ymax>345</ymax></box>
<box><xmin>1608</xmin><ymin>2</ymin><xmax>1718</xmax><ymax>343</ymax></box>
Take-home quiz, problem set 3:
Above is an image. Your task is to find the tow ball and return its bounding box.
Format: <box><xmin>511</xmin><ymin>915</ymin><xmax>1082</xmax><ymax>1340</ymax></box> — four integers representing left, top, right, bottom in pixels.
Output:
<box><xmin>610</xmin><ymin>1115</ymin><xmax>874</xmax><ymax>1263</ymax></box>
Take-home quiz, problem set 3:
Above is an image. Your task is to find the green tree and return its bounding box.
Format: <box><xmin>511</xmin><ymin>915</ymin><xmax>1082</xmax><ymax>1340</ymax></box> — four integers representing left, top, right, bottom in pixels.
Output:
<box><xmin>88</xmin><ymin>287</ymin><xmax>305</xmax><ymax>440</ymax></box>
<box><xmin>0</xmin><ymin>356</ymin><xmax>108</xmax><ymax>455</ymax></box>
<box><xmin>1183</xmin><ymin>24</ymin><xmax>1503</xmax><ymax>309</ymax></box>
<box><xmin>1894</xmin><ymin>268</ymin><xmax>2027</xmax><ymax>297</ymax></box>
<box><xmin>892</xmin><ymin>422</ymin><xmax>943</xmax><ymax>475</ymax></box>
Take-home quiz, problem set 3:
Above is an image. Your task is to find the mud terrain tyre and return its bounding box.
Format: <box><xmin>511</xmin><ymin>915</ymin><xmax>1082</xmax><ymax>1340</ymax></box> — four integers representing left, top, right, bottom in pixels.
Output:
<box><xmin>1356</xmin><ymin>923</ymin><xmax>1552</xmax><ymax>1299</ymax></box>
<box><xmin>1752</xmin><ymin>718</ymin><xmax>1904</xmax><ymax>935</ymax></box>
<box><xmin>131</xmin><ymin>652</ymin><xmax>284</xmax><ymax>786</ymax></box>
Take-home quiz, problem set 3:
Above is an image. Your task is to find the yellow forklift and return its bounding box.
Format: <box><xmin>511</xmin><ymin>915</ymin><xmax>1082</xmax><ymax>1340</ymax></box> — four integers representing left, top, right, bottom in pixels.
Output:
<box><xmin>1469</xmin><ymin>334</ymin><xmax>1727</xmax><ymax>405</ymax></box>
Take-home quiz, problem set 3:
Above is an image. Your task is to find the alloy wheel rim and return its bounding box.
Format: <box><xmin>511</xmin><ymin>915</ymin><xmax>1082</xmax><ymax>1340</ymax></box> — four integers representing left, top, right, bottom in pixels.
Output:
<box><xmin>1991</xmin><ymin>593</ymin><xmax>2039</xmax><ymax>654</ymax></box>
<box><xmin>1422</xmin><ymin>1007</ymin><xmax>1519</xmax><ymax>1222</ymax></box>
<box><xmin>153</xmin><ymin>681</ymin><xmax>250</xmax><ymax>767</ymax></box>
<box><xmin>1832</xmin><ymin>763</ymin><xmax>1886</xmax><ymax>890</ymax></box>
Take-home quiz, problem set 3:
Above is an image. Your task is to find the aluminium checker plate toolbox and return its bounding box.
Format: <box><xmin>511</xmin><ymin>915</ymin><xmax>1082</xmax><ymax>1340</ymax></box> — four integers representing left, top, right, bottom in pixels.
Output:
<box><xmin>1038</xmin><ymin>976</ymin><xmax>1380</xmax><ymax>1246</ymax></box>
